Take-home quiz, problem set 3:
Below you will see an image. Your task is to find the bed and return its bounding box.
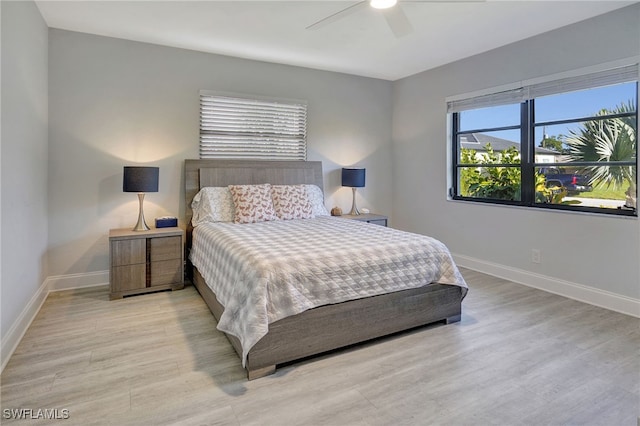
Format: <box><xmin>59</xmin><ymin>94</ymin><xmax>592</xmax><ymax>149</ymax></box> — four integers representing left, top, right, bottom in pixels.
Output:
<box><xmin>185</xmin><ymin>159</ymin><xmax>467</xmax><ymax>379</ymax></box>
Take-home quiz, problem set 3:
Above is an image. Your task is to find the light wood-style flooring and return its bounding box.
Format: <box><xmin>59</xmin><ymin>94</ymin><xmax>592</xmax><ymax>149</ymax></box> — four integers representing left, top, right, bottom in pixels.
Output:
<box><xmin>1</xmin><ymin>268</ymin><xmax>638</xmax><ymax>425</ymax></box>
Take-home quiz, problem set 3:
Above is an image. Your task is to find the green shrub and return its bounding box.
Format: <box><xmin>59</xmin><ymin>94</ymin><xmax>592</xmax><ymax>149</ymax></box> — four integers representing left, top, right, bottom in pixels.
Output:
<box><xmin>459</xmin><ymin>143</ymin><xmax>564</xmax><ymax>204</ymax></box>
<box><xmin>460</xmin><ymin>144</ymin><xmax>521</xmax><ymax>201</ymax></box>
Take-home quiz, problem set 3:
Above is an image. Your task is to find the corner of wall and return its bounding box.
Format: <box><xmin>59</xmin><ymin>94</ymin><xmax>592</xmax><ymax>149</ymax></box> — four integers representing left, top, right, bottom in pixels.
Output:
<box><xmin>1</xmin><ymin>271</ymin><xmax>109</xmax><ymax>373</ymax></box>
<box><xmin>0</xmin><ymin>279</ymin><xmax>49</xmax><ymax>372</ymax></box>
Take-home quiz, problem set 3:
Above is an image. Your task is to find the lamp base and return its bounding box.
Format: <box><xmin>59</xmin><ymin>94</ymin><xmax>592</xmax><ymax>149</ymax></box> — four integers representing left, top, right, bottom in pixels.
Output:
<box><xmin>349</xmin><ymin>187</ymin><xmax>361</xmax><ymax>216</ymax></box>
<box><xmin>133</xmin><ymin>193</ymin><xmax>150</xmax><ymax>231</ymax></box>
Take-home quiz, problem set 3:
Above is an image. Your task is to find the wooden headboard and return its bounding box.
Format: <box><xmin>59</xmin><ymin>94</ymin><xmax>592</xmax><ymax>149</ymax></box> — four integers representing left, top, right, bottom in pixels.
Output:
<box><xmin>184</xmin><ymin>159</ymin><xmax>324</xmax><ymax>227</ymax></box>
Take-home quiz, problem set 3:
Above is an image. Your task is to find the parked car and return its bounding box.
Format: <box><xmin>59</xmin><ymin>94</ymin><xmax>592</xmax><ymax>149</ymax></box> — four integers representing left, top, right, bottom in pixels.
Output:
<box><xmin>540</xmin><ymin>167</ymin><xmax>592</xmax><ymax>194</ymax></box>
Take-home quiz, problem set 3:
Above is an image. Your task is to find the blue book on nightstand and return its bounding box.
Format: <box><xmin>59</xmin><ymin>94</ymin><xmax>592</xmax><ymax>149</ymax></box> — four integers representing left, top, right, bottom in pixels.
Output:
<box><xmin>155</xmin><ymin>217</ymin><xmax>178</xmax><ymax>228</ymax></box>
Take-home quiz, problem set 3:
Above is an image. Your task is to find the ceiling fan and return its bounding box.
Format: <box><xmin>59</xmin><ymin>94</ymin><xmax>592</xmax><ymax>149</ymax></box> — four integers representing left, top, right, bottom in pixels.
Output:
<box><xmin>306</xmin><ymin>0</ymin><xmax>484</xmax><ymax>38</ymax></box>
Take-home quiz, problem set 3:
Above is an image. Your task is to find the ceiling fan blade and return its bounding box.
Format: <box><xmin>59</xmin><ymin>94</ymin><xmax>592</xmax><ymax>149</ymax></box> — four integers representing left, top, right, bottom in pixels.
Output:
<box><xmin>382</xmin><ymin>6</ymin><xmax>413</xmax><ymax>38</ymax></box>
<box><xmin>306</xmin><ymin>1</ymin><xmax>367</xmax><ymax>31</ymax></box>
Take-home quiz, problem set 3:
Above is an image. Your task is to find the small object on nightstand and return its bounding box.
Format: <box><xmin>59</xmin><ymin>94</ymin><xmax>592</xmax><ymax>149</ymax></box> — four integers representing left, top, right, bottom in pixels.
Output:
<box><xmin>331</xmin><ymin>207</ymin><xmax>343</xmax><ymax>216</ymax></box>
<box><xmin>360</xmin><ymin>208</ymin><xmax>370</xmax><ymax>214</ymax></box>
<box><xmin>155</xmin><ymin>216</ymin><xmax>178</xmax><ymax>228</ymax></box>
<box><xmin>109</xmin><ymin>227</ymin><xmax>184</xmax><ymax>300</ymax></box>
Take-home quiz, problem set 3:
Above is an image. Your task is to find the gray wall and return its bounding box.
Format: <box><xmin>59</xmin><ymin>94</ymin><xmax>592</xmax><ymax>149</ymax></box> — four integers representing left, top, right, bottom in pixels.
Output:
<box><xmin>392</xmin><ymin>4</ymin><xmax>640</xmax><ymax>298</ymax></box>
<box><xmin>1</xmin><ymin>1</ymin><xmax>49</xmax><ymax>337</ymax></box>
<box><xmin>48</xmin><ymin>30</ymin><xmax>393</xmax><ymax>276</ymax></box>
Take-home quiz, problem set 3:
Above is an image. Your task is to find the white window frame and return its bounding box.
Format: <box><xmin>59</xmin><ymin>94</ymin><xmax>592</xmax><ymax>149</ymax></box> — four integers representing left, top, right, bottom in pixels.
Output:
<box><xmin>446</xmin><ymin>58</ymin><xmax>639</xmax><ymax>217</ymax></box>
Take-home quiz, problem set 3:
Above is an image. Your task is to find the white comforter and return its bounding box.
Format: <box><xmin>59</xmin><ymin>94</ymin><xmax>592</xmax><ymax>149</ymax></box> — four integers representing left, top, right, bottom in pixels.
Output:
<box><xmin>190</xmin><ymin>216</ymin><xmax>467</xmax><ymax>365</ymax></box>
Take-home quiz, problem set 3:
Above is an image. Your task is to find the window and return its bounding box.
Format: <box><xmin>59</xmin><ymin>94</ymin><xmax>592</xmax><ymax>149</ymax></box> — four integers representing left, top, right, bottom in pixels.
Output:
<box><xmin>450</xmin><ymin>64</ymin><xmax>638</xmax><ymax>216</ymax></box>
<box><xmin>199</xmin><ymin>92</ymin><xmax>307</xmax><ymax>160</ymax></box>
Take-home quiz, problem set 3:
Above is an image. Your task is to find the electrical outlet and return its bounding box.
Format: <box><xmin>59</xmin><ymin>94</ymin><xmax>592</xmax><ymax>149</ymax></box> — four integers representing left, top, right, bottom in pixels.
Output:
<box><xmin>531</xmin><ymin>249</ymin><xmax>541</xmax><ymax>264</ymax></box>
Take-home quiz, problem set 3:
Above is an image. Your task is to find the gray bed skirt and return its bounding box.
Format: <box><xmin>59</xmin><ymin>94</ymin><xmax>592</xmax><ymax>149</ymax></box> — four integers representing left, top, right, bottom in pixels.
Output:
<box><xmin>192</xmin><ymin>267</ymin><xmax>462</xmax><ymax>380</ymax></box>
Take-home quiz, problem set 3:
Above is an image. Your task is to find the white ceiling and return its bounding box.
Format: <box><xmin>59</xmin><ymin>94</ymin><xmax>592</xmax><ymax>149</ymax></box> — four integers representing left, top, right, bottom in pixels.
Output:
<box><xmin>35</xmin><ymin>0</ymin><xmax>636</xmax><ymax>81</ymax></box>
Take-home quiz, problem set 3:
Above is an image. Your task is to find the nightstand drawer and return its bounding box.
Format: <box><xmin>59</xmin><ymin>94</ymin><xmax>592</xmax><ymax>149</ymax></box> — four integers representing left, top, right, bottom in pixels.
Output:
<box><xmin>150</xmin><ymin>236</ymin><xmax>181</xmax><ymax>261</ymax></box>
<box><xmin>109</xmin><ymin>227</ymin><xmax>185</xmax><ymax>300</ymax></box>
<box><xmin>150</xmin><ymin>259</ymin><xmax>182</xmax><ymax>286</ymax></box>
<box><xmin>111</xmin><ymin>239</ymin><xmax>146</xmax><ymax>266</ymax></box>
<box><xmin>340</xmin><ymin>213</ymin><xmax>388</xmax><ymax>227</ymax></box>
<box><xmin>111</xmin><ymin>264</ymin><xmax>146</xmax><ymax>291</ymax></box>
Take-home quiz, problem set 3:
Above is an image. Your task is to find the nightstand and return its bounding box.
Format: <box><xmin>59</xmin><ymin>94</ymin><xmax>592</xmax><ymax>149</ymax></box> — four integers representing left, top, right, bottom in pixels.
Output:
<box><xmin>340</xmin><ymin>213</ymin><xmax>388</xmax><ymax>227</ymax></box>
<box><xmin>109</xmin><ymin>227</ymin><xmax>184</xmax><ymax>300</ymax></box>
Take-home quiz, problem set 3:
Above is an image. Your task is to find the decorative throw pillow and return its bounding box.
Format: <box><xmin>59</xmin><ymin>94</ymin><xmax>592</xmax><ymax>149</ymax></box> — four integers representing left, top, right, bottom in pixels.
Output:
<box><xmin>305</xmin><ymin>184</ymin><xmax>330</xmax><ymax>216</ymax></box>
<box><xmin>271</xmin><ymin>185</ymin><xmax>314</xmax><ymax>220</ymax></box>
<box><xmin>228</xmin><ymin>184</ymin><xmax>278</xmax><ymax>224</ymax></box>
<box><xmin>191</xmin><ymin>187</ymin><xmax>235</xmax><ymax>226</ymax></box>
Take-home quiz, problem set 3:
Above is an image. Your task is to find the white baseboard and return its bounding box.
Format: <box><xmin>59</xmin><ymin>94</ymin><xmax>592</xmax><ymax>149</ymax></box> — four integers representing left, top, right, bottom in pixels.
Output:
<box><xmin>47</xmin><ymin>270</ymin><xmax>109</xmax><ymax>292</ymax></box>
<box><xmin>0</xmin><ymin>279</ymin><xmax>49</xmax><ymax>373</ymax></box>
<box><xmin>0</xmin><ymin>270</ymin><xmax>109</xmax><ymax>373</ymax></box>
<box><xmin>454</xmin><ymin>254</ymin><xmax>640</xmax><ymax>318</ymax></box>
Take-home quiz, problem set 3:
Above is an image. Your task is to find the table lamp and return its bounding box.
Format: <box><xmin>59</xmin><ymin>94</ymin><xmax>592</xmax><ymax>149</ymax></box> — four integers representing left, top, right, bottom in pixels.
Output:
<box><xmin>123</xmin><ymin>166</ymin><xmax>159</xmax><ymax>231</ymax></box>
<box><xmin>342</xmin><ymin>168</ymin><xmax>366</xmax><ymax>215</ymax></box>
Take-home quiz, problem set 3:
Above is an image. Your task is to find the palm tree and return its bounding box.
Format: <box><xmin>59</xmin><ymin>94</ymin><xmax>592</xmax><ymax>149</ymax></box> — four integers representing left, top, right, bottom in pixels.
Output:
<box><xmin>564</xmin><ymin>101</ymin><xmax>637</xmax><ymax>209</ymax></box>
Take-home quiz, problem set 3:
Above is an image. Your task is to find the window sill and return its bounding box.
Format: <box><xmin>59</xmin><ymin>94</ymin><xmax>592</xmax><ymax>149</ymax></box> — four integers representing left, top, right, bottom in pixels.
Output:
<box><xmin>447</xmin><ymin>196</ymin><xmax>638</xmax><ymax>220</ymax></box>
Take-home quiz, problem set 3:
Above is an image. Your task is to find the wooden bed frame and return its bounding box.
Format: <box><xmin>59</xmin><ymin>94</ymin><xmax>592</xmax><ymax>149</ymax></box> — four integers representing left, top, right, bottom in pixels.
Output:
<box><xmin>184</xmin><ymin>159</ymin><xmax>463</xmax><ymax>380</ymax></box>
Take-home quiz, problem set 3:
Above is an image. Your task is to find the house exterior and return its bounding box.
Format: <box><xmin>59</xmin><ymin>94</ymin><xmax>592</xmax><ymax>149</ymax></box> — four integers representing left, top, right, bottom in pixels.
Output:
<box><xmin>460</xmin><ymin>132</ymin><xmax>560</xmax><ymax>163</ymax></box>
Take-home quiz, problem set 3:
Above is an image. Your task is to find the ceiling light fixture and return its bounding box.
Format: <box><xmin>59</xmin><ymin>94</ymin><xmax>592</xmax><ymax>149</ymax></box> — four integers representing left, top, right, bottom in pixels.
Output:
<box><xmin>370</xmin><ymin>0</ymin><xmax>397</xmax><ymax>10</ymax></box>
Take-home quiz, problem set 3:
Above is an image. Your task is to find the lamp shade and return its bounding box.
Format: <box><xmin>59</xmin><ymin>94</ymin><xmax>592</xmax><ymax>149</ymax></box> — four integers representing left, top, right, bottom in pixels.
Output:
<box><xmin>342</xmin><ymin>168</ymin><xmax>366</xmax><ymax>188</ymax></box>
<box><xmin>123</xmin><ymin>166</ymin><xmax>159</xmax><ymax>193</ymax></box>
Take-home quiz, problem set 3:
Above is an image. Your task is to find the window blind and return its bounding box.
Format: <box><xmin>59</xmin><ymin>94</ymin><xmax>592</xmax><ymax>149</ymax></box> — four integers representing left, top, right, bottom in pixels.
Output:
<box><xmin>199</xmin><ymin>93</ymin><xmax>307</xmax><ymax>161</ymax></box>
<box><xmin>447</xmin><ymin>63</ymin><xmax>638</xmax><ymax>113</ymax></box>
<box><xmin>446</xmin><ymin>88</ymin><xmax>526</xmax><ymax>113</ymax></box>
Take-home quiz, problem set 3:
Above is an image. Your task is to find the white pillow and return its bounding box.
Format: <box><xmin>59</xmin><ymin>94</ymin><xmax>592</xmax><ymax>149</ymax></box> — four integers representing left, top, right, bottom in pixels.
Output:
<box><xmin>191</xmin><ymin>187</ymin><xmax>235</xmax><ymax>226</ymax></box>
<box><xmin>305</xmin><ymin>184</ymin><xmax>330</xmax><ymax>216</ymax></box>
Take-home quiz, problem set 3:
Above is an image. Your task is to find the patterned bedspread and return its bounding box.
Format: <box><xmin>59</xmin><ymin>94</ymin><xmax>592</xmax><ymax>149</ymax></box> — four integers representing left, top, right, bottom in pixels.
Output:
<box><xmin>190</xmin><ymin>216</ymin><xmax>468</xmax><ymax>366</ymax></box>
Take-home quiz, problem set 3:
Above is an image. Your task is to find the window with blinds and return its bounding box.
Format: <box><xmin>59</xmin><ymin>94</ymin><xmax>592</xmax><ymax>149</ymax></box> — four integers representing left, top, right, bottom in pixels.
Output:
<box><xmin>449</xmin><ymin>63</ymin><xmax>638</xmax><ymax>216</ymax></box>
<box><xmin>199</xmin><ymin>92</ymin><xmax>307</xmax><ymax>160</ymax></box>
